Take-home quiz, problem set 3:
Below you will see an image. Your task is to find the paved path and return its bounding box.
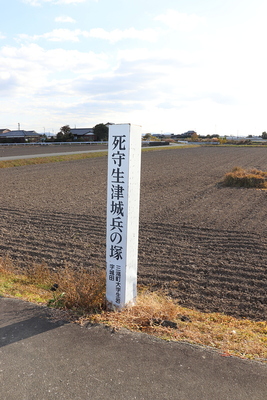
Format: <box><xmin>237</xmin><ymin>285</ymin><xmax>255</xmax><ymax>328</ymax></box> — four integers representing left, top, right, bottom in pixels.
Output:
<box><xmin>0</xmin><ymin>297</ymin><xmax>266</xmax><ymax>400</ymax></box>
<box><xmin>0</xmin><ymin>142</ymin><xmax>184</xmax><ymax>161</ymax></box>
<box><xmin>0</xmin><ymin>144</ymin><xmax>108</xmax><ymax>161</ymax></box>
<box><xmin>0</xmin><ymin>149</ymin><xmax>108</xmax><ymax>161</ymax></box>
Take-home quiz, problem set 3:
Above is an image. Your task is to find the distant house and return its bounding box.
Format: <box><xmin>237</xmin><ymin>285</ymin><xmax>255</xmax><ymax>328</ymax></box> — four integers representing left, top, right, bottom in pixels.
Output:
<box><xmin>70</xmin><ymin>128</ymin><xmax>96</xmax><ymax>141</ymax></box>
<box><xmin>182</xmin><ymin>130</ymin><xmax>197</xmax><ymax>137</ymax></box>
<box><xmin>0</xmin><ymin>130</ymin><xmax>41</xmax><ymax>143</ymax></box>
<box><xmin>173</xmin><ymin>131</ymin><xmax>197</xmax><ymax>139</ymax></box>
<box><xmin>0</xmin><ymin>129</ymin><xmax>11</xmax><ymax>135</ymax></box>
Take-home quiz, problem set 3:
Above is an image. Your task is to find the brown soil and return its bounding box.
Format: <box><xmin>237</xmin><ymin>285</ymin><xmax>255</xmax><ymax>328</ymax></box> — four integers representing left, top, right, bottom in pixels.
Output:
<box><xmin>0</xmin><ymin>146</ymin><xmax>266</xmax><ymax>320</ymax></box>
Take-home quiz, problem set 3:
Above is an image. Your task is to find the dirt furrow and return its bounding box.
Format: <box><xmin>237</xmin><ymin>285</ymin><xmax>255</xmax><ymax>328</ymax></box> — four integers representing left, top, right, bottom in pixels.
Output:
<box><xmin>0</xmin><ymin>146</ymin><xmax>266</xmax><ymax>320</ymax></box>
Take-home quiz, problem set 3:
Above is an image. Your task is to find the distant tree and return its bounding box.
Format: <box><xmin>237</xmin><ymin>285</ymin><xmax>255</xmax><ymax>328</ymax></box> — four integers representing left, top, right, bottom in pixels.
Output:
<box><xmin>56</xmin><ymin>131</ymin><xmax>64</xmax><ymax>141</ymax></box>
<box><xmin>261</xmin><ymin>131</ymin><xmax>267</xmax><ymax>139</ymax></box>
<box><xmin>94</xmin><ymin>123</ymin><xmax>108</xmax><ymax>141</ymax></box>
<box><xmin>143</xmin><ymin>133</ymin><xmax>152</xmax><ymax>140</ymax></box>
<box><xmin>190</xmin><ymin>132</ymin><xmax>199</xmax><ymax>141</ymax></box>
<box><xmin>56</xmin><ymin>125</ymin><xmax>74</xmax><ymax>142</ymax></box>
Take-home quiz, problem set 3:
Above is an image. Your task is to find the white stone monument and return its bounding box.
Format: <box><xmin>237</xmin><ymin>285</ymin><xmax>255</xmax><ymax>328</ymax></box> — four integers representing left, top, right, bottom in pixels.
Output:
<box><xmin>106</xmin><ymin>123</ymin><xmax>142</xmax><ymax>308</ymax></box>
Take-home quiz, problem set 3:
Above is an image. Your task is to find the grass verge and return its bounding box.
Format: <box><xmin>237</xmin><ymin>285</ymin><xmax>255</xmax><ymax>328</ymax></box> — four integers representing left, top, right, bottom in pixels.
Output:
<box><xmin>223</xmin><ymin>166</ymin><xmax>267</xmax><ymax>188</ymax></box>
<box><xmin>0</xmin><ymin>257</ymin><xmax>266</xmax><ymax>362</ymax></box>
<box><xmin>1</xmin><ymin>143</ymin><xmax>267</xmax><ymax>170</ymax></box>
<box><xmin>0</xmin><ymin>257</ymin><xmax>105</xmax><ymax>312</ymax></box>
<box><xmin>0</xmin><ymin>151</ymin><xmax>108</xmax><ymax>169</ymax></box>
<box><xmin>0</xmin><ymin>145</ymin><xmax>198</xmax><ymax>169</ymax></box>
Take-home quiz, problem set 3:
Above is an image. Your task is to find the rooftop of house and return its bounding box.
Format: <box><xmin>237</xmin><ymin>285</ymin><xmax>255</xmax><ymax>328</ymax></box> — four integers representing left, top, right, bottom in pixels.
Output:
<box><xmin>70</xmin><ymin>128</ymin><xmax>94</xmax><ymax>136</ymax></box>
<box><xmin>0</xmin><ymin>130</ymin><xmax>40</xmax><ymax>138</ymax></box>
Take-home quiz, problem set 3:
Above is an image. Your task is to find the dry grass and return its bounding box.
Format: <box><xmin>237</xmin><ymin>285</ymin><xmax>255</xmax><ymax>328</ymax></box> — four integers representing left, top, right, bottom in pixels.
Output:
<box><xmin>0</xmin><ymin>256</ymin><xmax>106</xmax><ymax>312</ymax></box>
<box><xmin>142</xmin><ymin>144</ymin><xmax>199</xmax><ymax>152</ymax></box>
<box><xmin>223</xmin><ymin>166</ymin><xmax>267</xmax><ymax>188</ymax></box>
<box><xmin>0</xmin><ymin>257</ymin><xmax>266</xmax><ymax>362</ymax></box>
<box><xmin>0</xmin><ymin>257</ymin><xmax>53</xmax><ymax>303</ymax></box>
<box><xmin>0</xmin><ymin>145</ymin><xmax>199</xmax><ymax>169</ymax></box>
<box><xmin>50</xmin><ymin>265</ymin><xmax>106</xmax><ymax>312</ymax></box>
<box><xmin>91</xmin><ymin>290</ymin><xmax>267</xmax><ymax>362</ymax></box>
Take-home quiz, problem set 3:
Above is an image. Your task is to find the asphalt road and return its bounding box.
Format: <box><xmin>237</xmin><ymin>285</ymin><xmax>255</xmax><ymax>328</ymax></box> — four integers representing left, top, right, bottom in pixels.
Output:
<box><xmin>1</xmin><ymin>297</ymin><xmax>266</xmax><ymax>400</ymax></box>
<box><xmin>0</xmin><ymin>143</ymin><xmax>108</xmax><ymax>160</ymax></box>
<box><xmin>0</xmin><ymin>142</ymin><xmax>182</xmax><ymax>161</ymax></box>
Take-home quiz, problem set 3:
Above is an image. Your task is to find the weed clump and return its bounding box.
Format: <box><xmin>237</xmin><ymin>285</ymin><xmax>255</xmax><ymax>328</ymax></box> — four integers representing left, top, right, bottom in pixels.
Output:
<box><xmin>223</xmin><ymin>167</ymin><xmax>267</xmax><ymax>188</ymax></box>
<box><xmin>1</xmin><ymin>257</ymin><xmax>267</xmax><ymax>362</ymax></box>
<box><xmin>51</xmin><ymin>266</ymin><xmax>106</xmax><ymax>312</ymax></box>
<box><xmin>0</xmin><ymin>257</ymin><xmax>106</xmax><ymax>313</ymax></box>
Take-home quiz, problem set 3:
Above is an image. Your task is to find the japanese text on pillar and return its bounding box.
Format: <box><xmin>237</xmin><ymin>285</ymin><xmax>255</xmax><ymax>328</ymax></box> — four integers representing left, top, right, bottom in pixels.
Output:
<box><xmin>107</xmin><ymin>134</ymin><xmax>126</xmax><ymax>304</ymax></box>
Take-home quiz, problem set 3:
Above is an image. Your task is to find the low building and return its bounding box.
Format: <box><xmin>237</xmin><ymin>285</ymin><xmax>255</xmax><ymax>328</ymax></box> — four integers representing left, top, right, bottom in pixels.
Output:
<box><xmin>0</xmin><ymin>130</ymin><xmax>41</xmax><ymax>143</ymax></box>
<box><xmin>70</xmin><ymin>128</ymin><xmax>96</xmax><ymax>141</ymax></box>
<box><xmin>171</xmin><ymin>131</ymin><xmax>197</xmax><ymax>139</ymax></box>
<box><xmin>0</xmin><ymin>129</ymin><xmax>11</xmax><ymax>135</ymax></box>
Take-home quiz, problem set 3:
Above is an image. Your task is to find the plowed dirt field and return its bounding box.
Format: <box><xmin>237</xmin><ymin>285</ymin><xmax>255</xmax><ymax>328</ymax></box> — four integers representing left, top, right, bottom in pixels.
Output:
<box><xmin>0</xmin><ymin>146</ymin><xmax>266</xmax><ymax>320</ymax></box>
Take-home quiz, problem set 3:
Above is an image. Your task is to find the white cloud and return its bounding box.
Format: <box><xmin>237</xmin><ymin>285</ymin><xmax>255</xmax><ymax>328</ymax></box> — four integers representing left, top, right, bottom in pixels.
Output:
<box><xmin>55</xmin><ymin>16</ymin><xmax>76</xmax><ymax>23</ymax></box>
<box><xmin>89</xmin><ymin>27</ymin><xmax>159</xmax><ymax>43</ymax></box>
<box><xmin>0</xmin><ymin>40</ymin><xmax>199</xmax><ymax>130</ymax></box>
<box><xmin>55</xmin><ymin>0</ymin><xmax>90</xmax><ymax>3</ymax></box>
<box><xmin>71</xmin><ymin>48</ymin><xmax>196</xmax><ymax>107</ymax></box>
<box><xmin>0</xmin><ymin>43</ymin><xmax>108</xmax><ymax>98</ymax></box>
<box><xmin>155</xmin><ymin>9</ymin><xmax>205</xmax><ymax>32</ymax></box>
<box><xmin>18</xmin><ymin>29</ymin><xmax>84</xmax><ymax>42</ymax></box>
<box><xmin>0</xmin><ymin>32</ymin><xmax>6</xmax><ymax>39</ymax></box>
<box><xmin>23</xmin><ymin>0</ymin><xmax>92</xmax><ymax>5</ymax></box>
<box><xmin>0</xmin><ymin>41</ymin><xmax>209</xmax><ymax>127</ymax></box>
<box><xmin>17</xmin><ymin>27</ymin><xmax>159</xmax><ymax>43</ymax></box>
<box><xmin>118</xmin><ymin>47</ymin><xmax>196</xmax><ymax>68</ymax></box>
<box><xmin>3</xmin><ymin>1</ymin><xmax>266</xmax><ymax>135</ymax></box>
<box><xmin>22</xmin><ymin>0</ymin><xmax>40</xmax><ymax>4</ymax></box>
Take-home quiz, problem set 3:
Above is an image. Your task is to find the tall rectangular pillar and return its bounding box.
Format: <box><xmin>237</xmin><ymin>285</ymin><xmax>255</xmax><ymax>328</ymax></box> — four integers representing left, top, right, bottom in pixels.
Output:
<box><xmin>106</xmin><ymin>124</ymin><xmax>142</xmax><ymax>308</ymax></box>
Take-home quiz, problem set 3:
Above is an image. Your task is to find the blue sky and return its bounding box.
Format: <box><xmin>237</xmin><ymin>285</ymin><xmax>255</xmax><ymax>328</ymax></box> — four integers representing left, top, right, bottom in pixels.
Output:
<box><xmin>1</xmin><ymin>0</ymin><xmax>267</xmax><ymax>136</ymax></box>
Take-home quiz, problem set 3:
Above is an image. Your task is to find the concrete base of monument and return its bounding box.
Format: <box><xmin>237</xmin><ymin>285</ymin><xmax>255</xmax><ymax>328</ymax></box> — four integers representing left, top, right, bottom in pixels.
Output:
<box><xmin>105</xmin><ymin>297</ymin><xmax>137</xmax><ymax>311</ymax></box>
